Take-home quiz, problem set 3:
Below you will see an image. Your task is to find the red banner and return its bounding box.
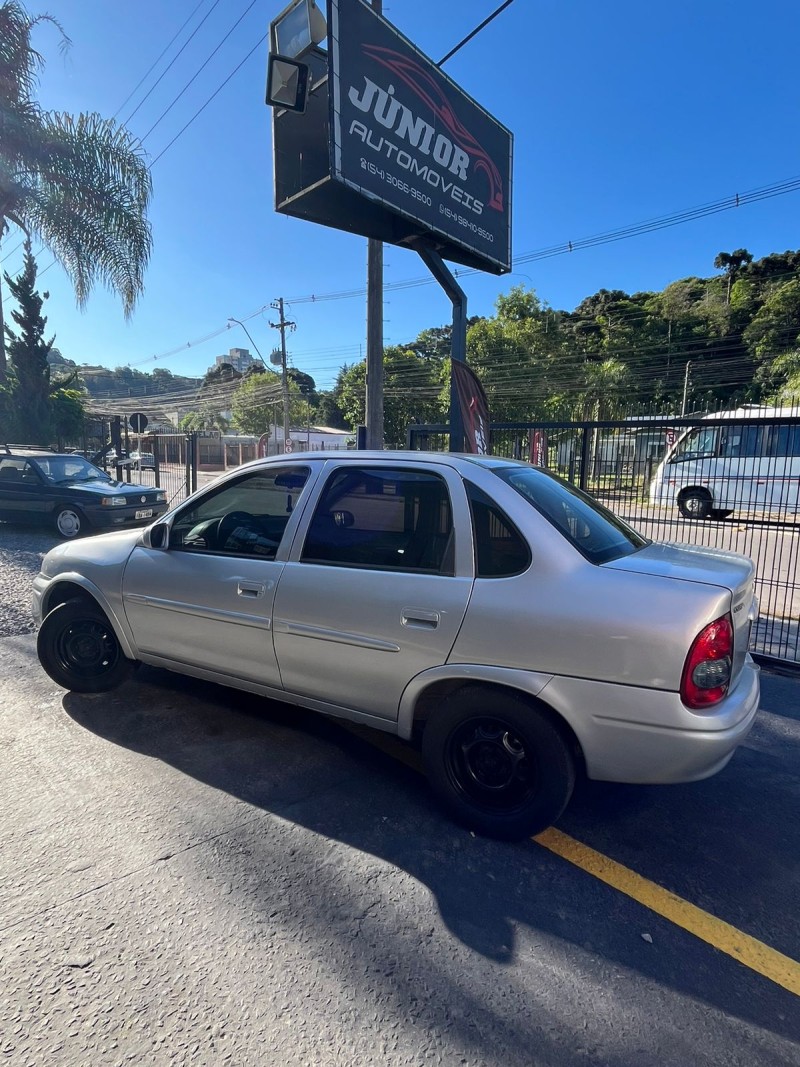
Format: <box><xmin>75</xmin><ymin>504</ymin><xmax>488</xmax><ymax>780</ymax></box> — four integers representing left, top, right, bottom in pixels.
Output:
<box><xmin>452</xmin><ymin>359</ymin><xmax>491</xmax><ymax>454</ymax></box>
<box><xmin>529</xmin><ymin>430</ymin><xmax>548</xmax><ymax>466</ymax></box>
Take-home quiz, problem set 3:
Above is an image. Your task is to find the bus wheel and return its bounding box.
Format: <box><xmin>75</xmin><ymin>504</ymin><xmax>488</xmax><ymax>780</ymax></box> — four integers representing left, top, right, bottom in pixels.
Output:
<box><xmin>678</xmin><ymin>489</ymin><xmax>712</xmax><ymax>520</ymax></box>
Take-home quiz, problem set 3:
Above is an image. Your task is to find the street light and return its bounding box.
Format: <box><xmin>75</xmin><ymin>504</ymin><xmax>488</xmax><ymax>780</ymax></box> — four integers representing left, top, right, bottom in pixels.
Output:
<box><xmin>227</xmin><ymin>318</ymin><xmax>269</xmax><ymax>371</ymax></box>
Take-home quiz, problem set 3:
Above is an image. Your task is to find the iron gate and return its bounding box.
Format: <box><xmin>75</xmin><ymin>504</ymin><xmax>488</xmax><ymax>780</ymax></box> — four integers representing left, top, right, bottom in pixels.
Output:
<box><xmin>407</xmin><ymin>407</ymin><xmax>800</xmax><ymax>665</ymax></box>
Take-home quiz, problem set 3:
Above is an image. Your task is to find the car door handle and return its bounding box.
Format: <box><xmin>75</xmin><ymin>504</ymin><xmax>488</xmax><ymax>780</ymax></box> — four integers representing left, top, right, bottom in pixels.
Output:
<box><xmin>238</xmin><ymin>582</ymin><xmax>265</xmax><ymax>598</ymax></box>
<box><xmin>401</xmin><ymin>609</ymin><xmax>440</xmax><ymax>629</ymax></box>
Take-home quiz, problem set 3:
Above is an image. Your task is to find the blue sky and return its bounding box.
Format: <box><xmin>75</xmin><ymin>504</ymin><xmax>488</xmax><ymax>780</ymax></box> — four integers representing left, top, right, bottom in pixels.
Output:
<box><xmin>2</xmin><ymin>0</ymin><xmax>799</xmax><ymax>390</ymax></box>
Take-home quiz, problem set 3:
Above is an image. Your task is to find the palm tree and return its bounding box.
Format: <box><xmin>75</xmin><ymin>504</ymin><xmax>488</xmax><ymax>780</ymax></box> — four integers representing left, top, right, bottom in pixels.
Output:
<box><xmin>0</xmin><ymin>1</ymin><xmax>152</xmax><ymax>381</ymax></box>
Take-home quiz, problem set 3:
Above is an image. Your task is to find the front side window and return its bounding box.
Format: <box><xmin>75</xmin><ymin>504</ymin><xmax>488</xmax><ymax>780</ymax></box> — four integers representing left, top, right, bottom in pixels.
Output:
<box><xmin>495</xmin><ymin>466</ymin><xmax>647</xmax><ymax>564</ymax></box>
<box><xmin>169</xmin><ymin>465</ymin><xmax>310</xmax><ymax>557</ymax></box>
<box><xmin>301</xmin><ymin>466</ymin><xmax>454</xmax><ymax>574</ymax></box>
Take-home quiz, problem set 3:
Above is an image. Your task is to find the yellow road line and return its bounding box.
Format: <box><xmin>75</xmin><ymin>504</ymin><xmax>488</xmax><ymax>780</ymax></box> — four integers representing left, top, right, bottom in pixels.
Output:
<box><xmin>348</xmin><ymin>724</ymin><xmax>800</xmax><ymax>996</ymax></box>
<box><xmin>535</xmin><ymin>827</ymin><xmax>800</xmax><ymax>998</ymax></box>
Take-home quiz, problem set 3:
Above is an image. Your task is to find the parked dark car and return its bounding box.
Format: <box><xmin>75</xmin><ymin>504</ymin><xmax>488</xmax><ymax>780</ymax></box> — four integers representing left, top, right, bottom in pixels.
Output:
<box><xmin>0</xmin><ymin>445</ymin><xmax>168</xmax><ymax>538</ymax></box>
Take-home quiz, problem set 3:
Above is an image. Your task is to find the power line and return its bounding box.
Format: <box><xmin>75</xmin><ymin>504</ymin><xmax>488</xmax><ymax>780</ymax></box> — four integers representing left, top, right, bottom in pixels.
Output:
<box><xmin>140</xmin><ymin>0</ymin><xmax>261</xmax><ymax>144</ymax></box>
<box><xmin>113</xmin><ymin>0</ymin><xmax>211</xmax><ymax>121</ymax></box>
<box><xmin>150</xmin><ymin>33</ymin><xmax>266</xmax><ymax>166</ymax></box>
<box><xmin>121</xmin><ymin>0</ymin><xmax>225</xmax><ymax>127</ymax></box>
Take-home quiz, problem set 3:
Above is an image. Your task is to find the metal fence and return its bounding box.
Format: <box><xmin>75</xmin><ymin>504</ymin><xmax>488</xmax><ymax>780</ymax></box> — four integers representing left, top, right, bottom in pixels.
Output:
<box><xmin>408</xmin><ymin>402</ymin><xmax>800</xmax><ymax>666</ymax></box>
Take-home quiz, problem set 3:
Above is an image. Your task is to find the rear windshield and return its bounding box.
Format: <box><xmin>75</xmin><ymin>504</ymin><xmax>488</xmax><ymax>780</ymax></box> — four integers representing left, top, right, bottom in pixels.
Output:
<box><xmin>494</xmin><ymin>466</ymin><xmax>648</xmax><ymax>564</ymax></box>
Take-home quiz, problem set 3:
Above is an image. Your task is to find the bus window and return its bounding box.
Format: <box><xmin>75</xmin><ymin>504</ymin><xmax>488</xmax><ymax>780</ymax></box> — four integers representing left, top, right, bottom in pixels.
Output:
<box><xmin>767</xmin><ymin>424</ymin><xmax>800</xmax><ymax>457</ymax></box>
<box><xmin>671</xmin><ymin>426</ymin><xmax>718</xmax><ymax>462</ymax></box>
<box><xmin>719</xmin><ymin>425</ymin><xmax>763</xmax><ymax>459</ymax></box>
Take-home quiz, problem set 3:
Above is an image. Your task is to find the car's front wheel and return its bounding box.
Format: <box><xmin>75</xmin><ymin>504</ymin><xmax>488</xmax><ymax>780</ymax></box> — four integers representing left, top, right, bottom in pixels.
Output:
<box><xmin>53</xmin><ymin>505</ymin><xmax>88</xmax><ymax>539</ymax></box>
<box><xmin>422</xmin><ymin>687</ymin><xmax>576</xmax><ymax>840</ymax></box>
<box><xmin>37</xmin><ymin>599</ymin><xmax>136</xmax><ymax>693</ymax></box>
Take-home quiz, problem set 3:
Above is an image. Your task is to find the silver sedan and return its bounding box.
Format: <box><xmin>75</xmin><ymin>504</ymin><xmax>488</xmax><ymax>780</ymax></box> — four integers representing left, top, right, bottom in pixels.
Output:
<box><xmin>31</xmin><ymin>452</ymin><xmax>760</xmax><ymax>840</ymax></box>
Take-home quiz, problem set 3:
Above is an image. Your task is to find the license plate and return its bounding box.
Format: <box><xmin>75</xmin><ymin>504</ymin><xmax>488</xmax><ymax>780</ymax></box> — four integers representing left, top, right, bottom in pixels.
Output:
<box><xmin>135</xmin><ymin>508</ymin><xmax>153</xmax><ymax>520</ymax></box>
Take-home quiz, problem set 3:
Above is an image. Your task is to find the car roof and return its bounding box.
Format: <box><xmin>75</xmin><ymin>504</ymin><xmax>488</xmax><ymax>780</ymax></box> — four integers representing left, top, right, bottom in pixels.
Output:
<box><xmin>3</xmin><ymin>445</ymin><xmax>56</xmax><ymax>458</ymax></box>
<box><xmin>249</xmin><ymin>450</ymin><xmax>528</xmax><ymax>472</ymax></box>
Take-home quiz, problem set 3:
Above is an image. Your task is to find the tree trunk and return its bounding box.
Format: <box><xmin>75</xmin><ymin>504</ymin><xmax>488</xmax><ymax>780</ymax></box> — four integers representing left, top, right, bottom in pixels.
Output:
<box><xmin>0</xmin><ymin>214</ymin><xmax>6</xmax><ymax>382</ymax></box>
<box><xmin>0</xmin><ymin>269</ymin><xmax>6</xmax><ymax>383</ymax></box>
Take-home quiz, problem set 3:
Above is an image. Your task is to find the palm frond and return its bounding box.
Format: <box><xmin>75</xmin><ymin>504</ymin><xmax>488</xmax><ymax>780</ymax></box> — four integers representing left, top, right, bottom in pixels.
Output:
<box><xmin>13</xmin><ymin>111</ymin><xmax>152</xmax><ymax>314</ymax></box>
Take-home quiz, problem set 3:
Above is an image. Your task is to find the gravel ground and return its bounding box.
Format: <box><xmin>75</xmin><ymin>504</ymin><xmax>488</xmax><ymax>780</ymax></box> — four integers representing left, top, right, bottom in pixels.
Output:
<box><xmin>0</xmin><ymin>523</ymin><xmax>59</xmax><ymax>637</ymax></box>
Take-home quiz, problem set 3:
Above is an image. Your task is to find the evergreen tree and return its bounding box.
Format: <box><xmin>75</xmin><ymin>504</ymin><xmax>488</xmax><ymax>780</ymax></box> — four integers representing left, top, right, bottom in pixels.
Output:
<box><xmin>3</xmin><ymin>240</ymin><xmax>54</xmax><ymax>442</ymax></box>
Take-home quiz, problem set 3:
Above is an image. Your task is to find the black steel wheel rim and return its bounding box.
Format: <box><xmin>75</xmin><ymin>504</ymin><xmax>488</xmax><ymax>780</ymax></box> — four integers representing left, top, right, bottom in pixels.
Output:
<box><xmin>443</xmin><ymin>715</ymin><xmax>539</xmax><ymax>814</ymax></box>
<box><xmin>54</xmin><ymin>619</ymin><xmax>120</xmax><ymax>677</ymax></box>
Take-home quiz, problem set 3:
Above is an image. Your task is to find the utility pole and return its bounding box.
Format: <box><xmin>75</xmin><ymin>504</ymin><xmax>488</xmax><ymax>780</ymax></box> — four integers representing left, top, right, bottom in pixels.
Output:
<box><xmin>269</xmin><ymin>297</ymin><xmax>293</xmax><ymax>452</ymax></box>
<box><xmin>681</xmin><ymin>360</ymin><xmax>692</xmax><ymax>416</ymax></box>
<box><xmin>365</xmin><ymin>0</ymin><xmax>384</xmax><ymax>450</ymax></box>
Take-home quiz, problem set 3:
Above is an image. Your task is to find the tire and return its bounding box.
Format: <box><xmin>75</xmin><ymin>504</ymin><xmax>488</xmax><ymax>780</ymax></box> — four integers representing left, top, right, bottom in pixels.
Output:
<box><xmin>678</xmin><ymin>489</ymin><xmax>712</xmax><ymax>520</ymax></box>
<box><xmin>37</xmin><ymin>598</ymin><xmax>135</xmax><ymax>693</ymax></box>
<box><xmin>422</xmin><ymin>686</ymin><xmax>576</xmax><ymax>841</ymax></box>
<box><xmin>53</xmin><ymin>505</ymin><xmax>88</xmax><ymax>539</ymax></box>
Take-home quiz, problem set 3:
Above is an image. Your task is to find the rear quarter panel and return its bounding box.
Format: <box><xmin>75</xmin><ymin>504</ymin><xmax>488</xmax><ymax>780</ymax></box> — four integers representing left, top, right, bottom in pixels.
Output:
<box><xmin>448</xmin><ymin>560</ymin><xmax>730</xmax><ymax>692</ymax></box>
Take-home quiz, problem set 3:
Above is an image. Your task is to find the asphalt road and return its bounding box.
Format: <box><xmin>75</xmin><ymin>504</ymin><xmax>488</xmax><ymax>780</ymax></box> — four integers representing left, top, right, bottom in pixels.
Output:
<box><xmin>1</xmin><ymin>501</ymin><xmax>799</xmax><ymax>1064</ymax></box>
<box><xmin>1</xmin><ymin>634</ymin><xmax>798</xmax><ymax>1066</ymax></box>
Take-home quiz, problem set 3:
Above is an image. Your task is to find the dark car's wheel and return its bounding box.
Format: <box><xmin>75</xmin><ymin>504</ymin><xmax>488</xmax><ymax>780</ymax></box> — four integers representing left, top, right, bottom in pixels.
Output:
<box><xmin>678</xmin><ymin>489</ymin><xmax>713</xmax><ymax>520</ymax></box>
<box><xmin>422</xmin><ymin>686</ymin><xmax>576</xmax><ymax>841</ymax></box>
<box><xmin>53</xmin><ymin>506</ymin><xmax>88</xmax><ymax>539</ymax></box>
<box><xmin>37</xmin><ymin>599</ymin><xmax>135</xmax><ymax>693</ymax></box>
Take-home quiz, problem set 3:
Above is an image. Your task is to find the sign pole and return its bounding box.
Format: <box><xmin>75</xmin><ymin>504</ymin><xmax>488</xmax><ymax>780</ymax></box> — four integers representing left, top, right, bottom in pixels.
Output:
<box><xmin>365</xmin><ymin>0</ymin><xmax>384</xmax><ymax>450</ymax></box>
<box><xmin>415</xmin><ymin>244</ymin><xmax>467</xmax><ymax>453</ymax></box>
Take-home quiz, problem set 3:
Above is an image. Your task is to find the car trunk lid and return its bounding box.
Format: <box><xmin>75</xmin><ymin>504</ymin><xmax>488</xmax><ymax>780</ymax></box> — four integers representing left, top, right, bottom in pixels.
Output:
<box><xmin>603</xmin><ymin>542</ymin><xmax>757</xmax><ymax>683</ymax></box>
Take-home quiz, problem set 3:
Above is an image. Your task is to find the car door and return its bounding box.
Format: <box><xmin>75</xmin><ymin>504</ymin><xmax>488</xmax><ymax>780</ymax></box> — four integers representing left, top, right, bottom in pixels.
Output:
<box><xmin>0</xmin><ymin>458</ymin><xmax>51</xmax><ymax>523</ymax></box>
<box><xmin>272</xmin><ymin>462</ymin><xmax>474</xmax><ymax>722</ymax></box>
<box><xmin>122</xmin><ymin>463</ymin><xmax>316</xmax><ymax>687</ymax></box>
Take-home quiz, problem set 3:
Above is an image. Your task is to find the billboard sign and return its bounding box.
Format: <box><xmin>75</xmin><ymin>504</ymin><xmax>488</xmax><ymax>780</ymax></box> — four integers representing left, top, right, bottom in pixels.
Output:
<box><xmin>328</xmin><ymin>0</ymin><xmax>512</xmax><ymax>273</ymax></box>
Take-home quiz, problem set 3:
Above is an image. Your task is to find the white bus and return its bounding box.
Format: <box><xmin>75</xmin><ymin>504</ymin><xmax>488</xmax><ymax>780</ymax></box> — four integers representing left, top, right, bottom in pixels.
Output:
<box><xmin>649</xmin><ymin>405</ymin><xmax>800</xmax><ymax>519</ymax></box>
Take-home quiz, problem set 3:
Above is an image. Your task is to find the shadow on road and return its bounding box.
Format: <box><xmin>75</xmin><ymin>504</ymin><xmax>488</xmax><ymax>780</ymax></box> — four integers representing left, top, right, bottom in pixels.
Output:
<box><xmin>62</xmin><ymin>665</ymin><xmax>800</xmax><ymax>1057</ymax></box>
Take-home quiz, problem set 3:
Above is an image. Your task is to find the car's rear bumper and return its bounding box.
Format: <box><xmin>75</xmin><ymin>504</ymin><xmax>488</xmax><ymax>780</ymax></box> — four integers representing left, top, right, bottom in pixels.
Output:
<box><xmin>540</xmin><ymin>657</ymin><xmax>761</xmax><ymax>784</ymax></box>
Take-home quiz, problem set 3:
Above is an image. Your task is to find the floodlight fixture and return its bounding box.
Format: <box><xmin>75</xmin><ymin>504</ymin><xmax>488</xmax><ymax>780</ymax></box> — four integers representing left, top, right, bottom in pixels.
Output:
<box><xmin>266</xmin><ymin>53</ymin><xmax>309</xmax><ymax>113</ymax></box>
<box><xmin>270</xmin><ymin>0</ymin><xmax>327</xmax><ymax>61</ymax></box>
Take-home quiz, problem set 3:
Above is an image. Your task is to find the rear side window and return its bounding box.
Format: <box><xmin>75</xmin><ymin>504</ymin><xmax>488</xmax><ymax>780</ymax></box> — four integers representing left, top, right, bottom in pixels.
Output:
<box><xmin>302</xmin><ymin>466</ymin><xmax>454</xmax><ymax>574</ymax></box>
<box><xmin>465</xmin><ymin>482</ymin><xmax>530</xmax><ymax>577</ymax></box>
<box><xmin>496</xmin><ymin>466</ymin><xmax>647</xmax><ymax>564</ymax></box>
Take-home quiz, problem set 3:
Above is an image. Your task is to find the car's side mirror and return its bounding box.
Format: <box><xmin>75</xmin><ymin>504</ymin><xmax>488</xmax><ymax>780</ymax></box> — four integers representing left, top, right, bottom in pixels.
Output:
<box><xmin>144</xmin><ymin>521</ymin><xmax>170</xmax><ymax>549</ymax></box>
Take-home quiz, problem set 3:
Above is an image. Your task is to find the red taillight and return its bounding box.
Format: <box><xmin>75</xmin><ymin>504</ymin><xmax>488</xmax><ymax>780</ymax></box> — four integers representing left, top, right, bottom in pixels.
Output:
<box><xmin>681</xmin><ymin>615</ymin><xmax>733</xmax><ymax>709</ymax></box>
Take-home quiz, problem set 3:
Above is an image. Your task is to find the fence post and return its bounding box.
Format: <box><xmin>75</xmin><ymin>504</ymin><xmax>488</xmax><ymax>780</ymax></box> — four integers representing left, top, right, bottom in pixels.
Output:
<box><xmin>190</xmin><ymin>432</ymin><xmax>198</xmax><ymax>493</ymax></box>
<box><xmin>151</xmin><ymin>435</ymin><xmax>161</xmax><ymax>488</ymax></box>
<box><xmin>579</xmin><ymin>427</ymin><xmax>591</xmax><ymax>491</ymax></box>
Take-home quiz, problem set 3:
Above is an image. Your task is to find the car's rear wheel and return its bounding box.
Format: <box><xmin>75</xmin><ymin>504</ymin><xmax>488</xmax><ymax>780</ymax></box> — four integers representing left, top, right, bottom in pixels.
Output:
<box><xmin>53</xmin><ymin>506</ymin><xmax>87</xmax><ymax>539</ymax></box>
<box><xmin>678</xmin><ymin>488</ymin><xmax>713</xmax><ymax>520</ymax></box>
<box><xmin>422</xmin><ymin>686</ymin><xmax>576</xmax><ymax>840</ymax></box>
<box><xmin>37</xmin><ymin>599</ymin><xmax>135</xmax><ymax>693</ymax></box>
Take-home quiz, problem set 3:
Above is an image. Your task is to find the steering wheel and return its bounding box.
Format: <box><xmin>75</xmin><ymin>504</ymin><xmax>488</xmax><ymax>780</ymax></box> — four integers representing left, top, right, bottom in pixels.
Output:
<box><xmin>216</xmin><ymin>511</ymin><xmax>259</xmax><ymax>550</ymax></box>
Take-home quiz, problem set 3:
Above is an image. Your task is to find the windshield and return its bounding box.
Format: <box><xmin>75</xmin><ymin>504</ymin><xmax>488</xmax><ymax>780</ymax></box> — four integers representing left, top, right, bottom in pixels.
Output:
<box><xmin>671</xmin><ymin>425</ymin><xmax>719</xmax><ymax>461</ymax></box>
<box><xmin>494</xmin><ymin>466</ymin><xmax>648</xmax><ymax>564</ymax></box>
<box><xmin>33</xmin><ymin>456</ymin><xmax>111</xmax><ymax>485</ymax></box>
